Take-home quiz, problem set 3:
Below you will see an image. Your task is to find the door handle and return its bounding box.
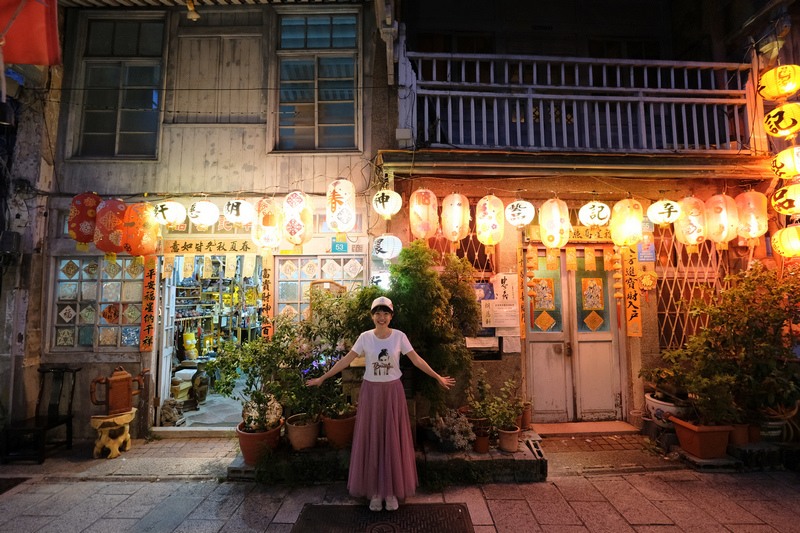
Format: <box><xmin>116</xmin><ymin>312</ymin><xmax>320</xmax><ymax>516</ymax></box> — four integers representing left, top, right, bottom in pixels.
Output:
<box><xmin>564</xmin><ymin>341</ymin><xmax>572</xmax><ymax>357</ymax></box>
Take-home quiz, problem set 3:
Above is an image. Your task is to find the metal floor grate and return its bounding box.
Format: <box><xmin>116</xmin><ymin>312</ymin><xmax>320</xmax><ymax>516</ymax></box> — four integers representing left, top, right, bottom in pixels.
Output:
<box><xmin>291</xmin><ymin>503</ymin><xmax>475</xmax><ymax>533</ymax></box>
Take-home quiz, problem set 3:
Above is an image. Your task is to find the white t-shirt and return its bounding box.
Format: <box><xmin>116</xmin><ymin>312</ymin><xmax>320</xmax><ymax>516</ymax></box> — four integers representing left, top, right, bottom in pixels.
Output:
<box><xmin>351</xmin><ymin>329</ymin><xmax>413</xmax><ymax>382</ymax></box>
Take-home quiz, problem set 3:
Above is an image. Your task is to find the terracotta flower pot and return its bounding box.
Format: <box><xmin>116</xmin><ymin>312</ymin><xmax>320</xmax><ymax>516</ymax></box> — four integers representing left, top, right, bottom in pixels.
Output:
<box><xmin>521</xmin><ymin>402</ymin><xmax>532</xmax><ymax>430</ymax></box>
<box><xmin>497</xmin><ymin>426</ymin><xmax>520</xmax><ymax>453</ymax></box>
<box><xmin>236</xmin><ymin>419</ymin><xmax>283</xmax><ymax>466</ymax></box>
<box><xmin>730</xmin><ymin>424</ymin><xmax>749</xmax><ymax>446</ymax></box>
<box><xmin>666</xmin><ymin>414</ymin><xmax>732</xmax><ymax>459</ymax></box>
<box><xmin>322</xmin><ymin>412</ymin><xmax>357</xmax><ymax>449</ymax></box>
<box><xmin>286</xmin><ymin>413</ymin><xmax>321</xmax><ymax>451</ymax></box>
<box><xmin>473</xmin><ymin>433</ymin><xmax>490</xmax><ymax>454</ymax></box>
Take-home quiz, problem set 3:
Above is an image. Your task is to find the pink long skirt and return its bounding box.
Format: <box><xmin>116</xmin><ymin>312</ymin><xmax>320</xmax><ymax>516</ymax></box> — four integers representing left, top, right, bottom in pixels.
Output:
<box><xmin>348</xmin><ymin>379</ymin><xmax>417</xmax><ymax>500</ymax></box>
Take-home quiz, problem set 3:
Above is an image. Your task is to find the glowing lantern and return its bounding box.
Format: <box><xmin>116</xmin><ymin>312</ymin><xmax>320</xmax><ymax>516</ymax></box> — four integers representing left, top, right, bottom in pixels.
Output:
<box><xmin>647</xmin><ymin>199</ymin><xmax>681</xmax><ymax>228</ymax></box>
<box><xmin>441</xmin><ymin>193</ymin><xmax>471</xmax><ymax>246</ymax></box>
<box><xmin>772</xmin><ymin>225</ymin><xmax>800</xmax><ymax>257</ymax></box>
<box><xmin>122</xmin><ymin>202</ymin><xmax>159</xmax><ymax>260</ymax></box>
<box><xmin>409</xmin><ymin>189</ymin><xmax>439</xmax><ymax>240</ymax></box>
<box><xmin>373</xmin><ymin>234</ymin><xmax>403</xmax><ymax>260</ymax></box>
<box><xmin>283</xmin><ymin>190</ymin><xmax>313</xmax><ymax>246</ymax></box>
<box><xmin>372</xmin><ymin>189</ymin><xmax>402</xmax><ymax>220</ymax></box>
<box><xmin>758</xmin><ymin>65</ymin><xmax>800</xmax><ymax>101</ymax></box>
<box><xmin>577</xmin><ymin>201</ymin><xmax>610</xmax><ymax>228</ymax></box>
<box><xmin>93</xmin><ymin>199</ymin><xmax>127</xmax><ymax>261</ymax></box>
<box><xmin>251</xmin><ymin>198</ymin><xmax>283</xmax><ymax>249</ymax></box>
<box><xmin>505</xmin><ymin>200</ymin><xmax>535</xmax><ymax>228</ymax></box>
<box><xmin>705</xmin><ymin>194</ymin><xmax>739</xmax><ymax>250</ymax></box>
<box><xmin>771</xmin><ymin>182</ymin><xmax>800</xmax><ymax>215</ymax></box>
<box><xmin>476</xmin><ymin>195</ymin><xmax>505</xmax><ymax>254</ymax></box>
<box><xmin>188</xmin><ymin>200</ymin><xmax>220</xmax><ymax>230</ymax></box>
<box><xmin>326</xmin><ymin>178</ymin><xmax>356</xmax><ymax>234</ymax></box>
<box><xmin>154</xmin><ymin>200</ymin><xmax>186</xmax><ymax>227</ymax></box>
<box><xmin>609</xmin><ymin>198</ymin><xmax>644</xmax><ymax>248</ymax></box>
<box><xmin>771</xmin><ymin>146</ymin><xmax>800</xmax><ymax>179</ymax></box>
<box><xmin>735</xmin><ymin>190</ymin><xmax>769</xmax><ymax>246</ymax></box>
<box><xmin>539</xmin><ymin>198</ymin><xmax>571</xmax><ymax>248</ymax></box>
<box><xmin>223</xmin><ymin>199</ymin><xmax>255</xmax><ymax>226</ymax></box>
<box><xmin>764</xmin><ymin>103</ymin><xmax>800</xmax><ymax>138</ymax></box>
<box><xmin>673</xmin><ymin>196</ymin><xmax>706</xmax><ymax>253</ymax></box>
<box><xmin>68</xmin><ymin>191</ymin><xmax>101</xmax><ymax>251</ymax></box>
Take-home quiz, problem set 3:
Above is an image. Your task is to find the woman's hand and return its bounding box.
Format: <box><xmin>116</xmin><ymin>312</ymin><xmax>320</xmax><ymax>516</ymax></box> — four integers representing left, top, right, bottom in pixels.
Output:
<box><xmin>306</xmin><ymin>377</ymin><xmax>325</xmax><ymax>387</ymax></box>
<box><xmin>438</xmin><ymin>375</ymin><xmax>456</xmax><ymax>389</ymax></box>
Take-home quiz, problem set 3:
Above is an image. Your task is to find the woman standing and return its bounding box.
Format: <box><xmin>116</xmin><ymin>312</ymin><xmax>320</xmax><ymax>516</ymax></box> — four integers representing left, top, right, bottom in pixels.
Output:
<box><xmin>306</xmin><ymin>296</ymin><xmax>455</xmax><ymax>511</ymax></box>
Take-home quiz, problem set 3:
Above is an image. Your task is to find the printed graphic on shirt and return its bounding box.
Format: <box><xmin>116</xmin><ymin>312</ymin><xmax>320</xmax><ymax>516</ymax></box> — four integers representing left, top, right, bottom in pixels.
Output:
<box><xmin>372</xmin><ymin>348</ymin><xmax>393</xmax><ymax>376</ymax></box>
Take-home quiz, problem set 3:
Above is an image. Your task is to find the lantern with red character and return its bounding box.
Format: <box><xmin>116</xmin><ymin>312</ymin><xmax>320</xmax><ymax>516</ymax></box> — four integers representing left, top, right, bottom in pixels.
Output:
<box><xmin>68</xmin><ymin>191</ymin><xmax>101</xmax><ymax>251</ymax></box>
<box><xmin>93</xmin><ymin>199</ymin><xmax>127</xmax><ymax>262</ymax></box>
<box><xmin>409</xmin><ymin>189</ymin><xmax>439</xmax><ymax>240</ymax></box>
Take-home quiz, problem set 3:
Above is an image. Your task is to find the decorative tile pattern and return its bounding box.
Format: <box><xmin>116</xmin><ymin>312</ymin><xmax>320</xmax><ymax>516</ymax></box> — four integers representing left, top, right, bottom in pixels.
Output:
<box><xmin>59</xmin><ymin>282</ymin><xmax>78</xmax><ymax>301</ymax></box>
<box><xmin>322</xmin><ymin>260</ymin><xmax>342</xmax><ymax>279</ymax></box>
<box><xmin>101</xmin><ymin>304</ymin><xmax>120</xmax><ymax>324</ymax></box>
<box><xmin>59</xmin><ymin>305</ymin><xmax>77</xmax><ymax>323</ymax></box>
<box><xmin>60</xmin><ymin>260</ymin><xmax>79</xmax><ymax>279</ymax></box>
<box><xmin>343</xmin><ymin>259</ymin><xmax>362</xmax><ymax>278</ymax></box>
<box><xmin>81</xmin><ymin>282</ymin><xmax>97</xmax><ymax>301</ymax></box>
<box><xmin>302</xmin><ymin>260</ymin><xmax>319</xmax><ymax>278</ymax></box>
<box><xmin>126</xmin><ymin>261</ymin><xmax>145</xmax><ymax>279</ymax></box>
<box><xmin>78</xmin><ymin>326</ymin><xmax>94</xmax><ymax>346</ymax></box>
<box><xmin>103</xmin><ymin>261</ymin><xmax>122</xmax><ymax>279</ymax></box>
<box><xmin>584</xmin><ymin>311</ymin><xmax>605</xmax><ymax>332</ymax></box>
<box><xmin>99</xmin><ymin>327</ymin><xmax>117</xmax><ymax>346</ymax></box>
<box><xmin>534</xmin><ymin>311</ymin><xmax>556</xmax><ymax>331</ymax></box>
<box><xmin>56</xmin><ymin>328</ymin><xmax>74</xmax><ymax>347</ymax></box>
<box><xmin>280</xmin><ymin>260</ymin><xmax>298</xmax><ymax>279</ymax></box>
<box><xmin>121</xmin><ymin>327</ymin><xmax>140</xmax><ymax>346</ymax></box>
<box><xmin>122</xmin><ymin>304</ymin><xmax>141</xmax><ymax>324</ymax></box>
<box><xmin>122</xmin><ymin>282</ymin><xmax>143</xmax><ymax>302</ymax></box>
<box><xmin>79</xmin><ymin>305</ymin><xmax>96</xmax><ymax>324</ymax></box>
<box><xmin>279</xmin><ymin>304</ymin><xmax>297</xmax><ymax>317</ymax></box>
<box><xmin>82</xmin><ymin>260</ymin><xmax>99</xmax><ymax>278</ymax></box>
<box><xmin>102</xmin><ymin>282</ymin><xmax>121</xmax><ymax>302</ymax></box>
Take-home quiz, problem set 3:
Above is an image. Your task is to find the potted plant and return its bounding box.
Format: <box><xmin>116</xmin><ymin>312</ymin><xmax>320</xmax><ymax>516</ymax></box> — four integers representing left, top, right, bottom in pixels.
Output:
<box><xmin>639</xmin><ymin>350</ymin><xmax>692</xmax><ymax>429</ymax></box>
<box><xmin>206</xmin><ymin>317</ymin><xmax>295</xmax><ymax>465</ymax></box>
<box><xmin>485</xmin><ymin>379</ymin><xmax>525</xmax><ymax>453</ymax></box>
<box><xmin>320</xmin><ymin>378</ymin><xmax>357</xmax><ymax>449</ymax></box>
<box><xmin>431</xmin><ymin>408</ymin><xmax>475</xmax><ymax>453</ymax></box>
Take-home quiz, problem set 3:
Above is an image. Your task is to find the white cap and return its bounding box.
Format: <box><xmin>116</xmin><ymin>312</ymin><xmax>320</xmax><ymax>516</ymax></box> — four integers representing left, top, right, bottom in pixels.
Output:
<box><xmin>371</xmin><ymin>296</ymin><xmax>394</xmax><ymax>311</ymax></box>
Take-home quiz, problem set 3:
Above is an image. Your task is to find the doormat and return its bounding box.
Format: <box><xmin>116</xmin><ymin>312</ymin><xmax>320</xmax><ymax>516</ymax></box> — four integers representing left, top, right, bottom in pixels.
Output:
<box><xmin>0</xmin><ymin>477</ymin><xmax>29</xmax><ymax>495</ymax></box>
<box><xmin>290</xmin><ymin>503</ymin><xmax>474</xmax><ymax>533</ymax></box>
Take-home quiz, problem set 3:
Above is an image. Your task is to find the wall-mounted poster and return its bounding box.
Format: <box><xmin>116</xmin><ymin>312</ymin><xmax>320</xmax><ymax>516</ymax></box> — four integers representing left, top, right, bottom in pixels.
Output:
<box><xmin>582</xmin><ymin>278</ymin><xmax>604</xmax><ymax>310</ymax></box>
<box><xmin>530</xmin><ymin>278</ymin><xmax>555</xmax><ymax>310</ymax></box>
<box><xmin>472</xmin><ymin>282</ymin><xmax>495</xmax><ymax>337</ymax></box>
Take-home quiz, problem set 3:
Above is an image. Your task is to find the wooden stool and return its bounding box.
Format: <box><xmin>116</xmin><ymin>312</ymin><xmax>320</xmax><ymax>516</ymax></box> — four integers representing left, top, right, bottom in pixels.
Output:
<box><xmin>90</xmin><ymin>408</ymin><xmax>137</xmax><ymax>459</ymax></box>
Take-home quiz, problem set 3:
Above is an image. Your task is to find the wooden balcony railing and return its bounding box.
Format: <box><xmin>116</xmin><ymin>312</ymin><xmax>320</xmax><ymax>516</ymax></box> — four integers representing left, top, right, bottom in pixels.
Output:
<box><xmin>398</xmin><ymin>51</ymin><xmax>761</xmax><ymax>155</ymax></box>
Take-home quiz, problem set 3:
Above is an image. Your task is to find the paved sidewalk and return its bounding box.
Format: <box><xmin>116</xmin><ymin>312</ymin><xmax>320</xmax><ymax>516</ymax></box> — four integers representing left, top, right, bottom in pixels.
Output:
<box><xmin>1</xmin><ymin>436</ymin><xmax>799</xmax><ymax>532</ymax></box>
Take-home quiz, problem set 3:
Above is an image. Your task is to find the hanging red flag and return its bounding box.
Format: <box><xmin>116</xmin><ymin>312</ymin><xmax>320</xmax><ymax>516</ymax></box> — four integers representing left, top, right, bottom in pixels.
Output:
<box><xmin>0</xmin><ymin>0</ymin><xmax>61</xmax><ymax>66</ymax></box>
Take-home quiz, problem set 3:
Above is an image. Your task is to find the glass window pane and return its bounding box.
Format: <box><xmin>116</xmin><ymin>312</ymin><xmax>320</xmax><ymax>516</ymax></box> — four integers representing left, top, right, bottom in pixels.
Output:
<box><xmin>126</xmin><ymin>65</ymin><xmax>160</xmax><ymax>87</ymax></box>
<box><xmin>78</xmin><ymin>326</ymin><xmax>95</xmax><ymax>347</ymax></box>
<box><xmin>83</xmin><ymin>111</ymin><xmax>117</xmax><ymax>134</ymax></box>
<box><xmin>81</xmin><ymin>282</ymin><xmax>97</xmax><ymax>301</ymax></box>
<box><xmin>118</xmin><ymin>133</ymin><xmax>157</xmax><ymax>156</ymax></box>
<box><xmin>123</xmin><ymin>88</ymin><xmax>158</xmax><ymax>109</ymax></box>
<box><xmin>139</xmin><ymin>22</ymin><xmax>164</xmax><ymax>56</ymax></box>
<box><xmin>279</xmin><ymin>83</ymin><xmax>314</xmax><ymax>103</ymax></box>
<box><xmin>319</xmin><ymin>102</ymin><xmax>354</xmax><ymax>125</ymax></box>
<box><xmin>281</xmin><ymin>60</ymin><xmax>315</xmax><ymax>81</ymax></box>
<box><xmin>319</xmin><ymin>57</ymin><xmax>354</xmax><ymax>78</ymax></box>
<box><xmin>87</xmin><ymin>65</ymin><xmax>121</xmax><ymax>87</ymax></box>
<box><xmin>87</xmin><ymin>21</ymin><xmax>114</xmax><ymax>56</ymax></box>
<box><xmin>114</xmin><ymin>22</ymin><xmax>139</xmax><ymax>56</ymax></box>
<box><xmin>58</xmin><ymin>259</ymin><xmax>81</xmax><ymax>280</ymax></box>
<box><xmin>279</xmin><ymin>104</ymin><xmax>315</xmax><ymax>127</ymax></box>
<box><xmin>278</xmin><ymin>281</ymin><xmax>299</xmax><ymax>301</ymax></box>
<box><xmin>102</xmin><ymin>282</ymin><xmax>121</xmax><ymax>302</ymax></box>
<box><xmin>332</xmin><ymin>16</ymin><xmax>357</xmax><ymax>48</ymax></box>
<box><xmin>80</xmin><ymin>135</ymin><xmax>116</xmax><ymax>156</ymax></box>
<box><xmin>319</xmin><ymin>80</ymin><xmax>354</xmax><ymax>101</ymax></box>
<box><xmin>85</xmin><ymin>88</ymin><xmax>119</xmax><ymax>109</ymax></box>
<box><xmin>307</xmin><ymin>18</ymin><xmax>331</xmax><ymax>48</ymax></box>
<box><xmin>281</xmin><ymin>17</ymin><xmax>306</xmax><ymax>49</ymax></box>
<box><xmin>319</xmin><ymin>125</ymin><xmax>354</xmax><ymax>148</ymax></box>
<box><xmin>120</xmin><ymin>110</ymin><xmax>159</xmax><ymax>133</ymax></box>
<box><xmin>278</xmin><ymin>128</ymin><xmax>315</xmax><ymax>150</ymax></box>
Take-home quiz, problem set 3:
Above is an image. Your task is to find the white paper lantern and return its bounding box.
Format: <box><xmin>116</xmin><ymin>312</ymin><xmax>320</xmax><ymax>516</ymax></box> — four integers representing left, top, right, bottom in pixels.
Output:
<box><xmin>505</xmin><ymin>200</ymin><xmax>535</xmax><ymax>228</ymax></box>
<box><xmin>476</xmin><ymin>195</ymin><xmax>505</xmax><ymax>250</ymax></box>
<box><xmin>736</xmin><ymin>190</ymin><xmax>769</xmax><ymax>245</ymax></box>
<box><xmin>647</xmin><ymin>200</ymin><xmax>681</xmax><ymax>227</ymax></box>
<box><xmin>283</xmin><ymin>190</ymin><xmax>313</xmax><ymax>246</ymax></box>
<box><xmin>609</xmin><ymin>199</ymin><xmax>643</xmax><ymax>248</ymax></box>
<box><xmin>539</xmin><ymin>198</ymin><xmax>571</xmax><ymax>248</ymax></box>
<box><xmin>372</xmin><ymin>189</ymin><xmax>402</xmax><ymax>220</ymax></box>
<box><xmin>441</xmin><ymin>193</ymin><xmax>471</xmax><ymax>242</ymax></box>
<box><xmin>326</xmin><ymin>178</ymin><xmax>356</xmax><ymax>233</ymax></box>
<box><xmin>409</xmin><ymin>189</ymin><xmax>439</xmax><ymax>240</ymax></box>
<box><xmin>705</xmin><ymin>194</ymin><xmax>738</xmax><ymax>250</ymax></box>
<box><xmin>578</xmin><ymin>201</ymin><xmax>610</xmax><ymax>227</ymax></box>
<box><xmin>373</xmin><ymin>234</ymin><xmax>402</xmax><ymax>260</ymax></box>
<box><xmin>251</xmin><ymin>198</ymin><xmax>283</xmax><ymax>249</ymax></box>
<box><xmin>188</xmin><ymin>200</ymin><xmax>220</xmax><ymax>230</ymax></box>
<box><xmin>674</xmin><ymin>196</ymin><xmax>706</xmax><ymax>253</ymax></box>
<box><xmin>223</xmin><ymin>199</ymin><xmax>255</xmax><ymax>226</ymax></box>
<box><xmin>154</xmin><ymin>200</ymin><xmax>187</xmax><ymax>226</ymax></box>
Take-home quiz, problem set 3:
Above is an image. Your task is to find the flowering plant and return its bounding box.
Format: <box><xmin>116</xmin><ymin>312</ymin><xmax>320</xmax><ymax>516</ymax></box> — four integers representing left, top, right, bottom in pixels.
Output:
<box><xmin>432</xmin><ymin>409</ymin><xmax>475</xmax><ymax>450</ymax></box>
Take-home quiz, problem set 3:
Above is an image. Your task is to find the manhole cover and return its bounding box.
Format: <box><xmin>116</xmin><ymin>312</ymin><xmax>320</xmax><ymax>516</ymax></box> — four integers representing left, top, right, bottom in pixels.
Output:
<box><xmin>291</xmin><ymin>503</ymin><xmax>474</xmax><ymax>533</ymax></box>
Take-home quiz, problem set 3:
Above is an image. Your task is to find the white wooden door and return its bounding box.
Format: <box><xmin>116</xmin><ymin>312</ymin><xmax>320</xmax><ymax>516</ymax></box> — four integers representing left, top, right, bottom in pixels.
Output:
<box><xmin>156</xmin><ymin>257</ymin><xmax>178</xmax><ymax>424</ymax></box>
<box><xmin>526</xmin><ymin>248</ymin><xmax>622</xmax><ymax>422</ymax></box>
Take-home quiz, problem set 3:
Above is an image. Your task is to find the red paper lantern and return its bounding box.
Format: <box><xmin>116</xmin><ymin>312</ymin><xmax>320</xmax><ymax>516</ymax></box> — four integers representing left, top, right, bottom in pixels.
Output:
<box><xmin>122</xmin><ymin>203</ymin><xmax>160</xmax><ymax>259</ymax></box>
<box><xmin>93</xmin><ymin>199</ymin><xmax>127</xmax><ymax>261</ymax></box>
<box><xmin>68</xmin><ymin>191</ymin><xmax>101</xmax><ymax>251</ymax></box>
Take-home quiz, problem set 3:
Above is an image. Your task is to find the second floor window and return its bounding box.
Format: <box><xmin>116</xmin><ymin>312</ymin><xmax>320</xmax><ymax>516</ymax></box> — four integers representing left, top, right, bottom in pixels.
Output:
<box><xmin>78</xmin><ymin>19</ymin><xmax>164</xmax><ymax>158</ymax></box>
<box><xmin>278</xmin><ymin>14</ymin><xmax>358</xmax><ymax>151</ymax></box>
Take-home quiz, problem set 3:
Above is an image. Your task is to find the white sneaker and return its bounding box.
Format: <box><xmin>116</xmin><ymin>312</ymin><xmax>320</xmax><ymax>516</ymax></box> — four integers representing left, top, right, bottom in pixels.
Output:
<box><xmin>385</xmin><ymin>496</ymin><xmax>399</xmax><ymax>511</ymax></box>
<box><xmin>369</xmin><ymin>496</ymin><xmax>383</xmax><ymax>511</ymax></box>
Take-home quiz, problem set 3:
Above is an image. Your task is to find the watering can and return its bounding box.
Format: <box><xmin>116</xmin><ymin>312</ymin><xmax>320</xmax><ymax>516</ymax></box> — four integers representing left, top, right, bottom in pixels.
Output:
<box><xmin>90</xmin><ymin>366</ymin><xmax>150</xmax><ymax>415</ymax></box>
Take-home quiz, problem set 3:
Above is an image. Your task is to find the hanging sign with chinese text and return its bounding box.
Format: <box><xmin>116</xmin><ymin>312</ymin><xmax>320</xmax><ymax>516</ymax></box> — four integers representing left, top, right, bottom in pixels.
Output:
<box><xmin>163</xmin><ymin>238</ymin><xmax>257</xmax><ymax>255</ymax></box>
<box><xmin>140</xmin><ymin>256</ymin><xmax>157</xmax><ymax>351</ymax></box>
<box><xmin>622</xmin><ymin>248</ymin><xmax>642</xmax><ymax>337</ymax></box>
<box><xmin>261</xmin><ymin>251</ymin><xmax>274</xmax><ymax>339</ymax></box>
